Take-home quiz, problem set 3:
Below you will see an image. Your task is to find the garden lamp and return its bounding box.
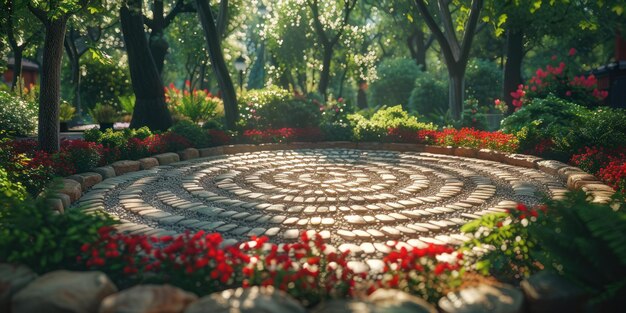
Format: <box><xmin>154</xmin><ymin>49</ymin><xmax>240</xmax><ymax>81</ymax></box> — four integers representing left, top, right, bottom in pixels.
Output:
<box><xmin>234</xmin><ymin>55</ymin><xmax>246</xmax><ymax>93</ymax></box>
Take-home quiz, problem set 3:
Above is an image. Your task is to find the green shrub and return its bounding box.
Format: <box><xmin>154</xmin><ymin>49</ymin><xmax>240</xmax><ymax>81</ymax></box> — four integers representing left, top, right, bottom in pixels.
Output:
<box><xmin>370</xmin><ymin>58</ymin><xmax>421</xmax><ymax>110</ymax></box>
<box><xmin>463</xmin><ymin>191</ymin><xmax>626</xmax><ymax>309</ymax></box>
<box><xmin>59</xmin><ymin>101</ymin><xmax>76</xmax><ymax>122</ymax></box>
<box><xmin>169</xmin><ymin>120</ymin><xmax>210</xmax><ymax>148</ymax></box>
<box><xmin>408</xmin><ymin>70</ymin><xmax>448</xmax><ymax>116</ymax></box>
<box><xmin>165</xmin><ymin>85</ymin><xmax>222</xmax><ymax>123</ymax></box>
<box><xmin>238</xmin><ymin>87</ymin><xmax>321</xmax><ymax>129</ymax></box>
<box><xmin>348</xmin><ymin>105</ymin><xmax>436</xmax><ymax>141</ymax></box>
<box><xmin>500</xmin><ymin>95</ymin><xmax>586</xmax><ymax>159</ymax></box>
<box><xmin>0</xmin><ymin>167</ymin><xmax>26</xmax><ymax>201</ymax></box>
<box><xmin>0</xmin><ymin>91</ymin><xmax>38</xmax><ymax>136</ymax></box>
<box><xmin>90</xmin><ymin>104</ymin><xmax>118</xmax><ymax>124</ymax></box>
<box><xmin>0</xmin><ymin>185</ymin><xmax>116</xmax><ymax>273</ymax></box>
<box><xmin>76</xmin><ymin>55</ymin><xmax>133</xmax><ymax>111</ymax></box>
<box><xmin>566</xmin><ymin>108</ymin><xmax>626</xmax><ymax>151</ymax></box>
<box><xmin>465</xmin><ymin>59</ymin><xmax>502</xmax><ymax>107</ymax></box>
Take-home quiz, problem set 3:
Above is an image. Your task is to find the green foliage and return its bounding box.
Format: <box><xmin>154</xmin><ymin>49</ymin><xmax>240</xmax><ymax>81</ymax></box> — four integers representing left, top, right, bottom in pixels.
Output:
<box><xmin>465</xmin><ymin>59</ymin><xmax>502</xmax><ymax>107</ymax></box>
<box><xmin>89</xmin><ymin>104</ymin><xmax>118</xmax><ymax>124</ymax></box>
<box><xmin>0</xmin><ymin>168</ymin><xmax>26</xmax><ymax>201</ymax></box>
<box><xmin>348</xmin><ymin>105</ymin><xmax>436</xmax><ymax>141</ymax></box>
<box><xmin>169</xmin><ymin>120</ymin><xmax>210</xmax><ymax>148</ymax></box>
<box><xmin>529</xmin><ymin>192</ymin><xmax>626</xmax><ymax>308</ymax></box>
<box><xmin>500</xmin><ymin>95</ymin><xmax>585</xmax><ymax>158</ymax></box>
<box><xmin>59</xmin><ymin>101</ymin><xmax>76</xmax><ymax>122</ymax></box>
<box><xmin>0</xmin><ymin>186</ymin><xmax>116</xmax><ymax>273</ymax></box>
<box><xmin>165</xmin><ymin>86</ymin><xmax>222</xmax><ymax>123</ymax></box>
<box><xmin>0</xmin><ymin>91</ymin><xmax>38</xmax><ymax>136</ymax></box>
<box><xmin>408</xmin><ymin>70</ymin><xmax>448</xmax><ymax>116</ymax></box>
<box><xmin>370</xmin><ymin>59</ymin><xmax>421</xmax><ymax>110</ymax></box>
<box><xmin>84</xmin><ymin>127</ymin><xmax>153</xmax><ymax>149</ymax></box>
<box><xmin>565</xmin><ymin>108</ymin><xmax>626</xmax><ymax>151</ymax></box>
<box><xmin>118</xmin><ymin>94</ymin><xmax>135</xmax><ymax>115</ymax></box>
<box><xmin>320</xmin><ymin>98</ymin><xmax>354</xmax><ymax>141</ymax></box>
<box><xmin>78</xmin><ymin>55</ymin><xmax>133</xmax><ymax>111</ymax></box>
<box><xmin>238</xmin><ymin>87</ymin><xmax>321</xmax><ymax>129</ymax></box>
<box><xmin>460</xmin><ymin>98</ymin><xmax>489</xmax><ymax>130</ymax></box>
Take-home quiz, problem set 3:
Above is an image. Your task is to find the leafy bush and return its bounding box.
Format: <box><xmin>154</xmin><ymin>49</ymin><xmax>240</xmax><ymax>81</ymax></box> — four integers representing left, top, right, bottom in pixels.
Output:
<box><xmin>462</xmin><ymin>191</ymin><xmax>626</xmax><ymax>309</ymax></box>
<box><xmin>238</xmin><ymin>87</ymin><xmax>321</xmax><ymax>129</ymax></box>
<box><xmin>465</xmin><ymin>59</ymin><xmax>502</xmax><ymax>107</ymax></box>
<box><xmin>0</xmin><ymin>91</ymin><xmax>38</xmax><ymax>136</ymax></box>
<box><xmin>408</xmin><ymin>70</ymin><xmax>448</xmax><ymax>116</ymax></box>
<box><xmin>0</xmin><ymin>167</ymin><xmax>26</xmax><ymax>201</ymax></box>
<box><xmin>566</xmin><ymin>108</ymin><xmax>626</xmax><ymax>151</ymax></box>
<box><xmin>77</xmin><ymin>55</ymin><xmax>133</xmax><ymax>111</ymax></box>
<box><xmin>0</xmin><ymin>187</ymin><xmax>116</xmax><ymax>273</ymax></box>
<box><xmin>90</xmin><ymin>104</ymin><xmax>118</xmax><ymax>124</ymax></box>
<box><xmin>370</xmin><ymin>58</ymin><xmax>421</xmax><ymax>110</ymax></box>
<box><xmin>320</xmin><ymin>97</ymin><xmax>354</xmax><ymax>141</ymax></box>
<box><xmin>60</xmin><ymin>140</ymin><xmax>103</xmax><ymax>173</ymax></box>
<box><xmin>169</xmin><ymin>120</ymin><xmax>210</xmax><ymax>148</ymax></box>
<box><xmin>165</xmin><ymin>83</ymin><xmax>223</xmax><ymax>123</ymax></box>
<box><xmin>59</xmin><ymin>101</ymin><xmax>76</xmax><ymax>122</ymax></box>
<box><xmin>0</xmin><ymin>136</ymin><xmax>56</xmax><ymax>196</ymax></box>
<box><xmin>348</xmin><ymin>105</ymin><xmax>436</xmax><ymax>141</ymax></box>
<box><xmin>500</xmin><ymin>95</ymin><xmax>585</xmax><ymax>159</ymax></box>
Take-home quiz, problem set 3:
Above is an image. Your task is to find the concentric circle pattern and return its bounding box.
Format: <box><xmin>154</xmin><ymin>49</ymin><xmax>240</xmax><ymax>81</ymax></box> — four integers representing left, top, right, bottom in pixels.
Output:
<box><xmin>76</xmin><ymin>149</ymin><xmax>568</xmax><ymax>270</ymax></box>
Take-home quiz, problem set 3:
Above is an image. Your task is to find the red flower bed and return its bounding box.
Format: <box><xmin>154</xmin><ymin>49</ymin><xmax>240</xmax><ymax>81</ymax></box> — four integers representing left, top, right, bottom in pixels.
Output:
<box><xmin>242</xmin><ymin>127</ymin><xmax>323</xmax><ymax>144</ymax></box>
<box><xmin>571</xmin><ymin>146</ymin><xmax>626</xmax><ymax>193</ymax></box>
<box><xmin>78</xmin><ymin>228</ymin><xmax>462</xmax><ymax>303</ymax></box>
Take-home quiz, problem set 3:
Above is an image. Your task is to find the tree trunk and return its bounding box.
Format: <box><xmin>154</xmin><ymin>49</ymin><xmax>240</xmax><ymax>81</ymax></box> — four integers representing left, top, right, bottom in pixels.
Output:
<box><xmin>448</xmin><ymin>67</ymin><xmax>465</xmax><ymax>120</ymax></box>
<box><xmin>38</xmin><ymin>17</ymin><xmax>68</xmax><ymax>152</ymax></box>
<box><xmin>121</xmin><ymin>1</ymin><xmax>172</xmax><ymax>131</ymax></box>
<box><xmin>503</xmin><ymin>29</ymin><xmax>524</xmax><ymax>115</ymax></box>
<box><xmin>64</xmin><ymin>35</ymin><xmax>82</xmax><ymax>115</ymax></box>
<box><xmin>318</xmin><ymin>45</ymin><xmax>333</xmax><ymax>97</ymax></box>
<box><xmin>357</xmin><ymin>81</ymin><xmax>368</xmax><ymax>109</ymax></box>
<box><xmin>415</xmin><ymin>29</ymin><xmax>427</xmax><ymax>71</ymax></box>
<box><xmin>11</xmin><ymin>48</ymin><xmax>22</xmax><ymax>90</ymax></box>
<box><xmin>337</xmin><ymin>66</ymin><xmax>348</xmax><ymax>97</ymax></box>
<box><xmin>196</xmin><ymin>0</ymin><xmax>238</xmax><ymax>130</ymax></box>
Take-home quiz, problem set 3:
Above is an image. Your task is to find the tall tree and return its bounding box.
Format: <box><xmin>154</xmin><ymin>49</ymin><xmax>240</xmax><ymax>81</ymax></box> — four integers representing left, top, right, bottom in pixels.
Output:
<box><xmin>196</xmin><ymin>0</ymin><xmax>238</xmax><ymax>130</ymax></box>
<box><xmin>306</xmin><ymin>0</ymin><xmax>357</xmax><ymax>97</ymax></box>
<box><xmin>143</xmin><ymin>0</ymin><xmax>195</xmax><ymax>75</ymax></box>
<box><xmin>120</xmin><ymin>0</ymin><xmax>172</xmax><ymax>131</ymax></box>
<box><xmin>413</xmin><ymin>0</ymin><xmax>483</xmax><ymax>120</ymax></box>
<box><xmin>28</xmin><ymin>0</ymin><xmax>99</xmax><ymax>152</ymax></box>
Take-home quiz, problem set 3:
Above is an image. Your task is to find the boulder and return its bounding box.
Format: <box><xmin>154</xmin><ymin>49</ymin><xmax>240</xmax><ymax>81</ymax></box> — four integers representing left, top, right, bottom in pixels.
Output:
<box><xmin>58</xmin><ymin>179</ymin><xmax>82</xmax><ymax>202</ymax></box>
<box><xmin>154</xmin><ymin>153</ymin><xmax>180</xmax><ymax>165</ymax></box>
<box><xmin>93</xmin><ymin>166</ymin><xmax>117</xmax><ymax>180</ymax></box>
<box><xmin>476</xmin><ymin>149</ymin><xmax>506</xmax><ymax>163</ymax></box>
<box><xmin>566</xmin><ymin>173</ymin><xmax>598</xmax><ymax>190</ymax></box>
<box><xmin>503</xmin><ymin>154</ymin><xmax>542</xmax><ymax>168</ymax></box>
<box><xmin>537</xmin><ymin>160</ymin><xmax>569</xmax><ymax>176</ymax></box>
<box><xmin>310</xmin><ymin>300</ymin><xmax>378</xmax><ymax>313</ymax></box>
<box><xmin>368</xmin><ymin>289</ymin><xmax>437</xmax><ymax>313</ymax></box>
<box><xmin>184</xmin><ymin>286</ymin><xmax>305</xmax><ymax>313</ymax></box>
<box><xmin>199</xmin><ymin>147</ymin><xmax>224</xmax><ymax>158</ymax></box>
<box><xmin>178</xmin><ymin>148</ymin><xmax>200</xmax><ymax>161</ymax></box>
<box><xmin>45</xmin><ymin>197</ymin><xmax>64</xmax><ymax>213</ymax></box>
<box><xmin>0</xmin><ymin>264</ymin><xmax>37</xmax><ymax>313</ymax></box>
<box><xmin>111</xmin><ymin>160</ymin><xmax>141</xmax><ymax>176</ymax></box>
<box><xmin>521</xmin><ymin>271</ymin><xmax>587</xmax><ymax>313</ymax></box>
<box><xmin>12</xmin><ymin>270</ymin><xmax>117</xmax><ymax>313</ymax></box>
<box><xmin>438</xmin><ymin>283</ymin><xmax>524</xmax><ymax>313</ymax></box>
<box><xmin>138</xmin><ymin>157</ymin><xmax>159</xmax><ymax>170</ymax></box>
<box><xmin>67</xmin><ymin>172</ymin><xmax>103</xmax><ymax>191</ymax></box>
<box><xmin>99</xmin><ymin>284</ymin><xmax>197</xmax><ymax>313</ymax></box>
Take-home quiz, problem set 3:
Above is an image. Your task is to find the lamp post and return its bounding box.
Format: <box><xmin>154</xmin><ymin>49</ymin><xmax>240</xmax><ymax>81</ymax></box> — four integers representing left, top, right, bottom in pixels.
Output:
<box><xmin>234</xmin><ymin>55</ymin><xmax>246</xmax><ymax>93</ymax></box>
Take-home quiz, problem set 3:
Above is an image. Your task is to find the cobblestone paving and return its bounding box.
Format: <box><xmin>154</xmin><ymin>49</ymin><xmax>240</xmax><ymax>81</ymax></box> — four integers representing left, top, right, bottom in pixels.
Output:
<box><xmin>74</xmin><ymin>149</ymin><xmax>568</xmax><ymax>271</ymax></box>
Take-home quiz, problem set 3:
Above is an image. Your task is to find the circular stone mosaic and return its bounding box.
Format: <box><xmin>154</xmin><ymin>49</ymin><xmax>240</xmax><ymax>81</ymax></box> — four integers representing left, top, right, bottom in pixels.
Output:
<box><xmin>75</xmin><ymin>149</ymin><xmax>569</xmax><ymax>269</ymax></box>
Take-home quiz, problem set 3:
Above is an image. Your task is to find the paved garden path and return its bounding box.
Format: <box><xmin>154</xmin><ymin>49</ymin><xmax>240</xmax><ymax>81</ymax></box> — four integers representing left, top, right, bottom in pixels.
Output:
<box><xmin>75</xmin><ymin>149</ymin><xmax>568</xmax><ymax>271</ymax></box>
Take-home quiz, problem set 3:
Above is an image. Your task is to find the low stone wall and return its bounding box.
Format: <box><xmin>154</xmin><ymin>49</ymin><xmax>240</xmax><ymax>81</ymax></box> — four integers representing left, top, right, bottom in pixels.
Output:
<box><xmin>48</xmin><ymin>142</ymin><xmax>615</xmax><ymax>213</ymax></box>
<box><xmin>1</xmin><ymin>264</ymin><xmax>587</xmax><ymax>313</ymax></box>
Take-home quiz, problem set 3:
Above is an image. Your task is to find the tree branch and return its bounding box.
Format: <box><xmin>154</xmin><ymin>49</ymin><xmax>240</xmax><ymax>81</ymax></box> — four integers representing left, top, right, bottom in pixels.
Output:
<box><xmin>438</xmin><ymin>0</ymin><xmax>460</xmax><ymax>57</ymax></box>
<box><xmin>164</xmin><ymin>0</ymin><xmax>196</xmax><ymax>28</ymax></box>
<box><xmin>216</xmin><ymin>0</ymin><xmax>229</xmax><ymax>39</ymax></box>
<box><xmin>27</xmin><ymin>3</ymin><xmax>48</xmax><ymax>24</ymax></box>
<box><xmin>413</xmin><ymin>0</ymin><xmax>455</xmax><ymax>65</ymax></box>
<box><xmin>459</xmin><ymin>0</ymin><xmax>483</xmax><ymax>65</ymax></box>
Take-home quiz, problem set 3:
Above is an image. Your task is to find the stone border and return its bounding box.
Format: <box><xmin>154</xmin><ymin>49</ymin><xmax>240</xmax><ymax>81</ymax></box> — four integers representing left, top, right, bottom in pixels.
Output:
<box><xmin>47</xmin><ymin>142</ymin><xmax>615</xmax><ymax>212</ymax></box>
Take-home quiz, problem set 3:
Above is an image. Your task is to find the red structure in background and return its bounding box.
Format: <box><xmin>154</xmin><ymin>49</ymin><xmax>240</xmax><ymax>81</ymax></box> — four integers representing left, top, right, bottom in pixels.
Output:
<box><xmin>2</xmin><ymin>58</ymin><xmax>39</xmax><ymax>88</ymax></box>
<box><xmin>594</xmin><ymin>32</ymin><xmax>626</xmax><ymax>108</ymax></box>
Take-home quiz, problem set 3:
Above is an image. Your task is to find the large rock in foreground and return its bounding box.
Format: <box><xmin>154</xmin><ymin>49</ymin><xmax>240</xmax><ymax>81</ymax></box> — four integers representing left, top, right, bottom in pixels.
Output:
<box><xmin>0</xmin><ymin>264</ymin><xmax>38</xmax><ymax>313</ymax></box>
<box><xmin>12</xmin><ymin>270</ymin><xmax>117</xmax><ymax>313</ymax></box>
<box><xmin>184</xmin><ymin>286</ymin><xmax>305</xmax><ymax>313</ymax></box>
<box><xmin>99</xmin><ymin>284</ymin><xmax>197</xmax><ymax>313</ymax></box>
